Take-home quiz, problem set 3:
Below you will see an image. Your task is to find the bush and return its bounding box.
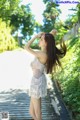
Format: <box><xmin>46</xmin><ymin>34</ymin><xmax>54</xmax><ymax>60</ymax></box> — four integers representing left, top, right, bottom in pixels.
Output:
<box><xmin>53</xmin><ymin>37</ymin><xmax>80</xmax><ymax>120</ymax></box>
<box><xmin>0</xmin><ymin>19</ymin><xmax>18</xmax><ymax>53</ymax></box>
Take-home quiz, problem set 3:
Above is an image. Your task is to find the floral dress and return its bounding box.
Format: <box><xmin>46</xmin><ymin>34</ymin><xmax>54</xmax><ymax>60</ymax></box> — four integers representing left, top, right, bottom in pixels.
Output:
<box><xmin>28</xmin><ymin>57</ymin><xmax>47</xmax><ymax>99</ymax></box>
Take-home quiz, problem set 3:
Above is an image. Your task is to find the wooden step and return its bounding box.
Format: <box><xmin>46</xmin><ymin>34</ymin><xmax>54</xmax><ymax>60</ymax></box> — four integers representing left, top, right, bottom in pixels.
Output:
<box><xmin>0</xmin><ymin>89</ymin><xmax>59</xmax><ymax>120</ymax></box>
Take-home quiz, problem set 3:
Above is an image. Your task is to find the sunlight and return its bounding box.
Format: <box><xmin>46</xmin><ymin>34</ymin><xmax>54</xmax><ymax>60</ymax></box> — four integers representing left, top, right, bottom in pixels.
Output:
<box><xmin>21</xmin><ymin>0</ymin><xmax>46</xmax><ymax>24</ymax></box>
<box><xmin>59</xmin><ymin>3</ymin><xmax>77</xmax><ymax>21</ymax></box>
<box><xmin>0</xmin><ymin>50</ymin><xmax>34</xmax><ymax>91</ymax></box>
<box><xmin>21</xmin><ymin>0</ymin><xmax>77</xmax><ymax>23</ymax></box>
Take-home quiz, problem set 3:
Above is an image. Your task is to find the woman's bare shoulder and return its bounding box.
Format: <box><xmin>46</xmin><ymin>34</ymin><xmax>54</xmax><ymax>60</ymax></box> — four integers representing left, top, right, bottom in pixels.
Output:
<box><xmin>36</xmin><ymin>50</ymin><xmax>47</xmax><ymax>64</ymax></box>
<box><xmin>36</xmin><ymin>50</ymin><xmax>47</xmax><ymax>57</ymax></box>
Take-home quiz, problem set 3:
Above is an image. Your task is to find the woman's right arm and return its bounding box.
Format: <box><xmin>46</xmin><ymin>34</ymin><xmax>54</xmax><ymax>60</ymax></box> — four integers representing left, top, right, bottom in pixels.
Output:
<box><xmin>24</xmin><ymin>32</ymin><xmax>44</xmax><ymax>58</ymax></box>
<box><xmin>24</xmin><ymin>35</ymin><xmax>37</xmax><ymax>49</ymax></box>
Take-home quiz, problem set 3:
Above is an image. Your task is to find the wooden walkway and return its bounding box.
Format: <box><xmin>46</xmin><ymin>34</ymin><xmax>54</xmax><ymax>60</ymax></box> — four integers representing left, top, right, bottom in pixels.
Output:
<box><xmin>0</xmin><ymin>51</ymin><xmax>71</xmax><ymax>120</ymax></box>
<box><xmin>0</xmin><ymin>89</ymin><xmax>59</xmax><ymax>120</ymax></box>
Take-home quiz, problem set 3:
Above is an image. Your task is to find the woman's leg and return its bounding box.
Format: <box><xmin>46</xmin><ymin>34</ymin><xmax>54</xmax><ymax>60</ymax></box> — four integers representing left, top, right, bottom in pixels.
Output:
<box><xmin>29</xmin><ymin>97</ymin><xmax>37</xmax><ymax>120</ymax></box>
<box><xmin>31</xmin><ymin>97</ymin><xmax>42</xmax><ymax>120</ymax></box>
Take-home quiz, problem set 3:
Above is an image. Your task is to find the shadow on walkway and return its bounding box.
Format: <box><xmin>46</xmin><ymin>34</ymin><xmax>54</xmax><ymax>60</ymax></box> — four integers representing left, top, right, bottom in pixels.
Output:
<box><xmin>0</xmin><ymin>89</ymin><xmax>59</xmax><ymax>120</ymax></box>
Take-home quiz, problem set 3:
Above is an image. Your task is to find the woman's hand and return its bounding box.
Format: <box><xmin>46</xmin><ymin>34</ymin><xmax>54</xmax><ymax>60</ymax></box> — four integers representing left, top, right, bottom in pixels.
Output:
<box><xmin>35</xmin><ymin>32</ymin><xmax>45</xmax><ymax>39</ymax></box>
<box><xmin>24</xmin><ymin>32</ymin><xmax>45</xmax><ymax>49</ymax></box>
<box><xmin>50</xmin><ymin>29</ymin><xmax>57</xmax><ymax>36</ymax></box>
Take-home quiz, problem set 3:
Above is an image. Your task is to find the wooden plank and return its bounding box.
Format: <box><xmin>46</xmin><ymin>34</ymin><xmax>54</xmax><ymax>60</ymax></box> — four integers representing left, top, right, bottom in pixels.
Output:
<box><xmin>0</xmin><ymin>89</ymin><xmax>59</xmax><ymax>120</ymax></box>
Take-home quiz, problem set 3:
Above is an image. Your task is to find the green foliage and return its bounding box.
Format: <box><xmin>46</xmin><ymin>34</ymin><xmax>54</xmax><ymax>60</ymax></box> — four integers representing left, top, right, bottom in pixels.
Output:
<box><xmin>10</xmin><ymin>4</ymin><xmax>35</xmax><ymax>38</ymax></box>
<box><xmin>54</xmin><ymin>3</ymin><xmax>79</xmax><ymax>42</ymax></box>
<box><xmin>42</xmin><ymin>0</ymin><xmax>60</xmax><ymax>32</ymax></box>
<box><xmin>64</xmin><ymin>13</ymin><xmax>78</xmax><ymax>29</ymax></box>
<box><xmin>77</xmin><ymin>3</ymin><xmax>80</xmax><ymax>23</ymax></box>
<box><xmin>0</xmin><ymin>19</ymin><xmax>17</xmax><ymax>52</ymax></box>
<box><xmin>0</xmin><ymin>0</ymin><xmax>21</xmax><ymax>22</ymax></box>
<box><xmin>0</xmin><ymin>0</ymin><xmax>35</xmax><ymax>38</ymax></box>
<box><xmin>34</xmin><ymin>22</ymin><xmax>42</xmax><ymax>33</ymax></box>
<box><xmin>54</xmin><ymin>21</ymin><xmax>68</xmax><ymax>42</ymax></box>
<box><xmin>30</xmin><ymin>43</ymin><xmax>40</xmax><ymax>49</ymax></box>
<box><xmin>64</xmin><ymin>4</ymin><xmax>80</xmax><ymax>29</ymax></box>
<box><xmin>53</xmin><ymin>37</ymin><xmax>80</xmax><ymax>120</ymax></box>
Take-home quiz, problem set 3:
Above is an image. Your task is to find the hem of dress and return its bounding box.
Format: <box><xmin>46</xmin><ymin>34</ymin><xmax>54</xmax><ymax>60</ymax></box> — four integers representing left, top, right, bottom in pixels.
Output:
<box><xmin>26</xmin><ymin>90</ymin><xmax>47</xmax><ymax>99</ymax></box>
<box><xmin>28</xmin><ymin>94</ymin><xmax>47</xmax><ymax>99</ymax></box>
<box><xmin>26</xmin><ymin>88</ymin><xmax>47</xmax><ymax>99</ymax></box>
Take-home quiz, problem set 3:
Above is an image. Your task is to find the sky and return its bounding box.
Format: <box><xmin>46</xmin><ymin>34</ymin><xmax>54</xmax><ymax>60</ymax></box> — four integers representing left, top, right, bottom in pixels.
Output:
<box><xmin>59</xmin><ymin>1</ymin><xmax>77</xmax><ymax>21</ymax></box>
<box><xmin>21</xmin><ymin>0</ymin><xmax>46</xmax><ymax>24</ymax></box>
<box><xmin>21</xmin><ymin>0</ymin><xmax>77</xmax><ymax>24</ymax></box>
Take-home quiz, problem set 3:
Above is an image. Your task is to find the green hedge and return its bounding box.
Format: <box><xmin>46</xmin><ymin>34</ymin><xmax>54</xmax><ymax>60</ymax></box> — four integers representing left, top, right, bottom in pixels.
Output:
<box><xmin>53</xmin><ymin>37</ymin><xmax>80</xmax><ymax>120</ymax></box>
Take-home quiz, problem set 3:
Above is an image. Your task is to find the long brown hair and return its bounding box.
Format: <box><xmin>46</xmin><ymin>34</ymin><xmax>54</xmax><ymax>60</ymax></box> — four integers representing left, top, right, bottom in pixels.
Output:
<box><xmin>44</xmin><ymin>33</ymin><xmax>67</xmax><ymax>74</ymax></box>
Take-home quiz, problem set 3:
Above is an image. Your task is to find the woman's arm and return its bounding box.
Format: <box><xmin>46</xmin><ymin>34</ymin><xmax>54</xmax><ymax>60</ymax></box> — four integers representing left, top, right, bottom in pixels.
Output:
<box><xmin>24</xmin><ymin>32</ymin><xmax>44</xmax><ymax>58</ymax></box>
<box><xmin>25</xmin><ymin>35</ymin><xmax>37</xmax><ymax>49</ymax></box>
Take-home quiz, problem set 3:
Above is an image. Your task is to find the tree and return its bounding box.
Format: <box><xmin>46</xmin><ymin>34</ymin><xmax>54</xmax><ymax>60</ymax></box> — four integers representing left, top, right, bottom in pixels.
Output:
<box><xmin>54</xmin><ymin>20</ymin><xmax>68</xmax><ymax>42</ymax></box>
<box><xmin>77</xmin><ymin>3</ymin><xmax>80</xmax><ymax>23</ymax></box>
<box><xmin>10</xmin><ymin>4</ymin><xmax>35</xmax><ymax>38</ymax></box>
<box><xmin>0</xmin><ymin>19</ymin><xmax>17</xmax><ymax>52</ymax></box>
<box><xmin>63</xmin><ymin>3</ymin><xmax>80</xmax><ymax>29</ymax></box>
<box><xmin>0</xmin><ymin>0</ymin><xmax>21</xmax><ymax>22</ymax></box>
<box><xmin>42</xmin><ymin>0</ymin><xmax>60</xmax><ymax>32</ymax></box>
<box><xmin>0</xmin><ymin>0</ymin><xmax>35</xmax><ymax>38</ymax></box>
<box><xmin>53</xmin><ymin>3</ymin><xmax>80</xmax><ymax>42</ymax></box>
<box><xmin>34</xmin><ymin>22</ymin><xmax>42</xmax><ymax>33</ymax></box>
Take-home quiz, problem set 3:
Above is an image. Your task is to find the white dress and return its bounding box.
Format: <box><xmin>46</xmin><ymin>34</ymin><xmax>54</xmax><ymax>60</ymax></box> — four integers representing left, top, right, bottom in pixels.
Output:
<box><xmin>28</xmin><ymin>57</ymin><xmax>47</xmax><ymax>99</ymax></box>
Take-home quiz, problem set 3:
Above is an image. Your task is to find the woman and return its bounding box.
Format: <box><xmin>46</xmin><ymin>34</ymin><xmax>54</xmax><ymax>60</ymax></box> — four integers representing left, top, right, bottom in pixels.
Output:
<box><xmin>24</xmin><ymin>30</ymin><xmax>66</xmax><ymax>120</ymax></box>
